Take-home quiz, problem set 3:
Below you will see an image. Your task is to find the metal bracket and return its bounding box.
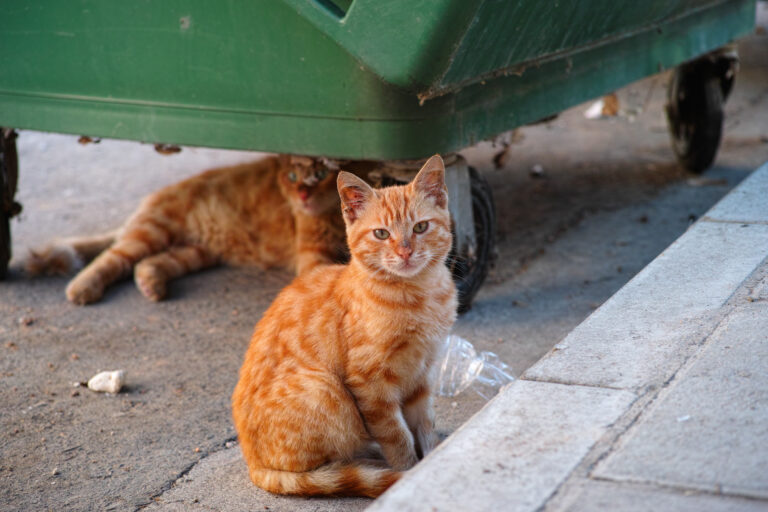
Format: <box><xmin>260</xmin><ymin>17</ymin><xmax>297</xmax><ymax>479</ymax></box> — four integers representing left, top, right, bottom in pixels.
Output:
<box><xmin>444</xmin><ymin>155</ymin><xmax>476</xmax><ymax>264</ymax></box>
<box><xmin>1</xmin><ymin>128</ymin><xmax>22</xmax><ymax>218</ymax></box>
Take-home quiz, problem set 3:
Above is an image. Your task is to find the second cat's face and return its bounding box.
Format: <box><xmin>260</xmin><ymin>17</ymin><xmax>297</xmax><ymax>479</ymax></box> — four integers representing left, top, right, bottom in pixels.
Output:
<box><xmin>279</xmin><ymin>156</ymin><xmax>340</xmax><ymax>216</ymax></box>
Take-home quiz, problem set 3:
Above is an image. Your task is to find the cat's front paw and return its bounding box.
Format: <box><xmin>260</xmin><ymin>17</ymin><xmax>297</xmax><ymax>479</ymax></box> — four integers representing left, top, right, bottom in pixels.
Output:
<box><xmin>416</xmin><ymin>428</ymin><xmax>437</xmax><ymax>459</ymax></box>
<box><xmin>388</xmin><ymin>449</ymin><xmax>419</xmax><ymax>471</ymax></box>
<box><xmin>65</xmin><ymin>279</ymin><xmax>104</xmax><ymax>305</ymax></box>
<box><xmin>134</xmin><ymin>264</ymin><xmax>167</xmax><ymax>302</ymax></box>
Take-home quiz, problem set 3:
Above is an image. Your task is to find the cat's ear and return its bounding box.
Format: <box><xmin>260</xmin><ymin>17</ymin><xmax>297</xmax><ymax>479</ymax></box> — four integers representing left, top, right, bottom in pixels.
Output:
<box><xmin>337</xmin><ymin>171</ymin><xmax>374</xmax><ymax>223</ymax></box>
<box><xmin>412</xmin><ymin>154</ymin><xmax>447</xmax><ymax>209</ymax></box>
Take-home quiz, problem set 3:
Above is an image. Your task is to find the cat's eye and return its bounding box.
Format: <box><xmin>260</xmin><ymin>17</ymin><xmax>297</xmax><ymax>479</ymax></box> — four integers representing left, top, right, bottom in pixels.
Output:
<box><xmin>413</xmin><ymin>221</ymin><xmax>429</xmax><ymax>234</ymax></box>
<box><xmin>288</xmin><ymin>171</ymin><xmax>298</xmax><ymax>183</ymax></box>
<box><xmin>316</xmin><ymin>169</ymin><xmax>328</xmax><ymax>180</ymax></box>
<box><xmin>373</xmin><ymin>229</ymin><xmax>390</xmax><ymax>240</ymax></box>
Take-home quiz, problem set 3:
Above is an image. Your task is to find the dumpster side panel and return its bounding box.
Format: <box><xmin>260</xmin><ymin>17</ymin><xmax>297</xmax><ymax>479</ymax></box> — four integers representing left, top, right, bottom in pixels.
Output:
<box><xmin>0</xmin><ymin>0</ymin><xmax>420</xmax><ymax>119</ymax></box>
<box><xmin>434</xmin><ymin>0</ymin><xmax>747</xmax><ymax>96</ymax></box>
<box><xmin>279</xmin><ymin>0</ymin><xmax>748</xmax><ymax>96</ymax></box>
<box><xmin>0</xmin><ymin>0</ymin><xmax>756</xmax><ymax>159</ymax></box>
<box><xmin>438</xmin><ymin>0</ymin><xmax>756</xmax><ymax>150</ymax></box>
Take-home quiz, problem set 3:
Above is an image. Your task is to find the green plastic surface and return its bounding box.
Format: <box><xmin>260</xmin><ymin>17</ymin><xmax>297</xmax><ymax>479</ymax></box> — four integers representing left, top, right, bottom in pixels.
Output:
<box><xmin>0</xmin><ymin>0</ymin><xmax>756</xmax><ymax>159</ymax></box>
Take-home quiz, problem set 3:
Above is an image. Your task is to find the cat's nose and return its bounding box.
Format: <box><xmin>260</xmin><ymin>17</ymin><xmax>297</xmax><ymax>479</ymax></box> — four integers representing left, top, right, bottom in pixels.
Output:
<box><xmin>298</xmin><ymin>187</ymin><xmax>310</xmax><ymax>201</ymax></box>
<box><xmin>395</xmin><ymin>240</ymin><xmax>412</xmax><ymax>260</ymax></box>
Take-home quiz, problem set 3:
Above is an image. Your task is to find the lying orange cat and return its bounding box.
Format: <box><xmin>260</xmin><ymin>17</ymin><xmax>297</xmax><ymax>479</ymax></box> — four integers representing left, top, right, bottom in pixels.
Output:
<box><xmin>231</xmin><ymin>155</ymin><xmax>457</xmax><ymax>498</ymax></box>
<box><xmin>25</xmin><ymin>155</ymin><xmax>348</xmax><ymax>304</ymax></box>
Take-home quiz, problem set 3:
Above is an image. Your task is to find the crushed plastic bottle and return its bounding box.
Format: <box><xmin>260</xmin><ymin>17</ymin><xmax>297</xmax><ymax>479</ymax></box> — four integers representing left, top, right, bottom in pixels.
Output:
<box><xmin>435</xmin><ymin>335</ymin><xmax>515</xmax><ymax>400</ymax></box>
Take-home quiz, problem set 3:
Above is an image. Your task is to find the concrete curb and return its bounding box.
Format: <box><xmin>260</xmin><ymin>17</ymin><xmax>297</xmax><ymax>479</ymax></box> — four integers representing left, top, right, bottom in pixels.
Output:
<box><xmin>371</xmin><ymin>161</ymin><xmax>768</xmax><ymax>511</ymax></box>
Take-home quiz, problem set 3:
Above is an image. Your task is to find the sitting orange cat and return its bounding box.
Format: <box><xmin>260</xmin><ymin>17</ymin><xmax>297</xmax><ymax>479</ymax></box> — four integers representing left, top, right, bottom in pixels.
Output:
<box><xmin>232</xmin><ymin>155</ymin><xmax>457</xmax><ymax>498</ymax></box>
<box><xmin>26</xmin><ymin>155</ymin><xmax>348</xmax><ymax>304</ymax></box>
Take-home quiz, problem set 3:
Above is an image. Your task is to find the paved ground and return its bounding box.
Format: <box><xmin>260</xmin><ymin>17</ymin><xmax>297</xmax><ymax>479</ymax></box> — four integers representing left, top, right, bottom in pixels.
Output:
<box><xmin>1</xmin><ymin>22</ymin><xmax>767</xmax><ymax>512</ymax></box>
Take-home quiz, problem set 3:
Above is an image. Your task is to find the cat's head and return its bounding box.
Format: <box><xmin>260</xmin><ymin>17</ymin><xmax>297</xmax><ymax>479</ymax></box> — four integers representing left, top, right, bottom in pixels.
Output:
<box><xmin>278</xmin><ymin>155</ymin><xmax>341</xmax><ymax>216</ymax></box>
<box><xmin>337</xmin><ymin>155</ymin><xmax>452</xmax><ymax>278</ymax></box>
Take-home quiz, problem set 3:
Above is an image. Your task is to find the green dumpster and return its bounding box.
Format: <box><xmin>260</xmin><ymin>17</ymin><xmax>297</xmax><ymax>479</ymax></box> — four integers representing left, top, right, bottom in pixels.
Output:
<box><xmin>0</xmin><ymin>0</ymin><xmax>756</xmax><ymax>158</ymax></box>
<box><xmin>0</xmin><ymin>0</ymin><xmax>757</xmax><ymax>298</ymax></box>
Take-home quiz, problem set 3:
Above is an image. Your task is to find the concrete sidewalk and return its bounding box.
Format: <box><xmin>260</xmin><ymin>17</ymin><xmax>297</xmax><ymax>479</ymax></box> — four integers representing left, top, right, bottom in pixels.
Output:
<box><xmin>371</xmin><ymin>161</ymin><xmax>768</xmax><ymax>511</ymax></box>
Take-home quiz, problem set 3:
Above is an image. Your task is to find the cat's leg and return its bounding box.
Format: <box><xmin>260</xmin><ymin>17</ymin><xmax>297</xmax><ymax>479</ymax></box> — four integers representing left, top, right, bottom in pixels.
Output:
<box><xmin>65</xmin><ymin>220</ymin><xmax>173</xmax><ymax>304</ymax></box>
<box><xmin>134</xmin><ymin>245</ymin><xmax>218</xmax><ymax>301</ymax></box>
<box><xmin>347</xmin><ymin>379</ymin><xmax>418</xmax><ymax>471</ymax></box>
<box><xmin>402</xmin><ymin>382</ymin><xmax>436</xmax><ymax>459</ymax></box>
<box><xmin>69</xmin><ymin>231</ymin><xmax>118</xmax><ymax>261</ymax></box>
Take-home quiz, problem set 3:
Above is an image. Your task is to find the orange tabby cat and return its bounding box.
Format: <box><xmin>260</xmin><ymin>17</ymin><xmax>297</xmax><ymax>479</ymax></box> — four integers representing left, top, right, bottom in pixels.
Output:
<box><xmin>231</xmin><ymin>155</ymin><xmax>457</xmax><ymax>498</ymax></box>
<box><xmin>25</xmin><ymin>155</ymin><xmax>348</xmax><ymax>304</ymax></box>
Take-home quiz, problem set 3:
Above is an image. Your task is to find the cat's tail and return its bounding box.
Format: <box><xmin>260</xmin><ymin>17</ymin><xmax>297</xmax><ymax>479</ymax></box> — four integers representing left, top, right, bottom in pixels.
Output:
<box><xmin>249</xmin><ymin>462</ymin><xmax>401</xmax><ymax>498</ymax></box>
<box><xmin>25</xmin><ymin>231</ymin><xmax>117</xmax><ymax>276</ymax></box>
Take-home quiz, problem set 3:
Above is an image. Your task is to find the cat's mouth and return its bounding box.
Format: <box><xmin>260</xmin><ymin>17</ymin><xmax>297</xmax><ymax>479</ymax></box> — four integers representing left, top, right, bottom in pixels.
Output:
<box><xmin>386</xmin><ymin>257</ymin><xmax>427</xmax><ymax>278</ymax></box>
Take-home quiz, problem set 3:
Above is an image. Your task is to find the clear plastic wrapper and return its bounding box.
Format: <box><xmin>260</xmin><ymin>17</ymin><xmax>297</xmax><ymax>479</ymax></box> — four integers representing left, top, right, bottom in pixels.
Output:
<box><xmin>435</xmin><ymin>335</ymin><xmax>515</xmax><ymax>399</ymax></box>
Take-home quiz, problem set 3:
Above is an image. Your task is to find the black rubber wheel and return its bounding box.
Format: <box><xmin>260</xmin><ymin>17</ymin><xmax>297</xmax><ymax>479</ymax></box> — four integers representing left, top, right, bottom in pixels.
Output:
<box><xmin>447</xmin><ymin>166</ymin><xmax>496</xmax><ymax>314</ymax></box>
<box><xmin>1</xmin><ymin>129</ymin><xmax>20</xmax><ymax>280</ymax></box>
<box><xmin>666</xmin><ymin>62</ymin><xmax>725</xmax><ymax>174</ymax></box>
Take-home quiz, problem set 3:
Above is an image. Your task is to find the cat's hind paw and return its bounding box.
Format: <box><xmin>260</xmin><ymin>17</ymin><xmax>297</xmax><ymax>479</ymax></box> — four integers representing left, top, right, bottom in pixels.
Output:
<box><xmin>134</xmin><ymin>264</ymin><xmax>167</xmax><ymax>302</ymax></box>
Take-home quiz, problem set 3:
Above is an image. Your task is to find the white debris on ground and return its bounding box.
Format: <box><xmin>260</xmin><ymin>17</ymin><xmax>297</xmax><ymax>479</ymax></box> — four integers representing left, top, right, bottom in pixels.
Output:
<box><xmin>87</xmin><ymin>370</ymin><xmax>126</xmax><ymax>394</ymax></box>
<box><xmin>584</xmin><ymin>99</ymin><xmax>605</xmax><ymax>119</ymax></box>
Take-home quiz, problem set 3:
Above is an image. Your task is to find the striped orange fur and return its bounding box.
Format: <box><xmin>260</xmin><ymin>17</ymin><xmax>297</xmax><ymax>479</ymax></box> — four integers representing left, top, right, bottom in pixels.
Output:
<box><xmin>277</xmin><ymin>156</ymin><xmax>348</xmax><ymax>275</ymax></box>
<box><xmin>25</xmin><ymin>155</ymin><xmax>349</xmax><ymax>304</ymax></box>
<box><xmin>231</xmin><ymin>155</ymin><xmax>457</xmax><ymax>498</ymax></box>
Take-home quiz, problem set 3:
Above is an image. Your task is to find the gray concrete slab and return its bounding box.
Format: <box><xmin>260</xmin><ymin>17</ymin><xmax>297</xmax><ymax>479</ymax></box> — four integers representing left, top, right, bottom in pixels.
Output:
<box><xmin>523</xmin><ymin>221</ymin><xmax>768</xmax><ymax>390</ymax></box>
<box><xmin>593</xmin><ymin>302</ymin><xmax>768</xmax><ymax>499</ymax></box>
<box><xmin>704</xmin><ymin>161</ymin><xmax>768</xmax><ymax>223</ymax></box>
<box><xmin>555</xmin><ymin>480</ymin><xmax>768</xmax><ymax>512</ymax></box>
<box><xmin>369</xmin><ymin>381</ymin><xmax>636</xmax><ymax>512</ymax></box>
